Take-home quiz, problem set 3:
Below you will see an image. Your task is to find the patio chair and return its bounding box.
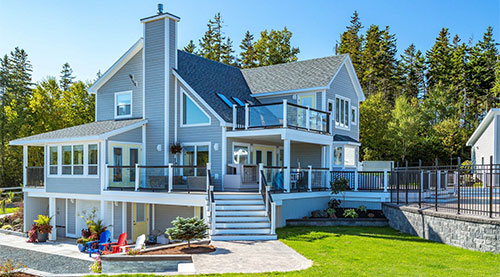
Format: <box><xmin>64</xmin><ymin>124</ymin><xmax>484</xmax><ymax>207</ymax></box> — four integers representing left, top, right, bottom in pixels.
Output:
<box><xmin>86</xmin><ymin>230</ymin><xmax>111</xmax><ymax>257</ymax></box>
<box><xmin>100</xmin><ymin>232</ymin><xmax>127</xmax><ymax>255</ymax></box>
<box><xmin>119</xmin><ymin>234</ymin><xmax>146</xmax><ymax>253</ymax></box>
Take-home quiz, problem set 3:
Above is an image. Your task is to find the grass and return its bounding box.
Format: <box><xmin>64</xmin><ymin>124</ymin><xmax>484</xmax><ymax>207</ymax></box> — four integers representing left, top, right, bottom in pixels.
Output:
<box><xmin>96</xmin><ymin>226</ymin><xmax>500</xmax><ymax>276</ymax></box>
<box><xmin>0</xmin><ymin>207</ymin><xmax>18</xmax><ymax>215</ymax></box>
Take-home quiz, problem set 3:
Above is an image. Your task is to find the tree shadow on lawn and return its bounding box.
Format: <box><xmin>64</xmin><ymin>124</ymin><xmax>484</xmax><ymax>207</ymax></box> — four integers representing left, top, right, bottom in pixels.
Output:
<box><xmin>278</xmin><ymin>226</ymin><xmax>436</xmax><ymax>244</ymax></box>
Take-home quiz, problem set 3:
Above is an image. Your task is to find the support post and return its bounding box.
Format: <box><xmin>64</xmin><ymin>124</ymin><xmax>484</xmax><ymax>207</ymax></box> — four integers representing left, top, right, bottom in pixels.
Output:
<box><xmin>306</xmin><ymin>107</ymin><xmax>311</xmax><ymax>130</ymax></box>
<box><xmin>354</xmin><ymin>168</ymin><xmax>359</xmax><ymax>191</ymax></box>
<box><xmin>420</xmin><ymin>170</ymin><xmax>424</xmax><ymax>193</ymax></box>
<box><xmin>258</xmin><ymin>163</ymin><xmax>264</xmax><ymax>193</ymax></box>
<box><xmin>23</xmin><ymin>145</ymin><xmax>28</xmax><ymax>187</ymax></box>
<box><xmin>490</xmin><ymin>156</ymin><xmax>493</xmax><ymax>218</ymax></box>
<box><xmin>211</xmin><ymin>202</ymin><xmax>216</xmax><ymax>235</ymax></box>
<box><xmin>265</xmin><ymin>186</ymin><xmax>271</xmax><ymax>214</ymax></box>
<box><xmin>232</xmin><ymin>104</ymin><xmax>237</xmax><ymax>130</ymax></box>
<box><xmin>135</xmin><ymin>164</ymin><xmax>140</xmax><ymax>191</ymax></box>
<box><xmin>308</xmin><ymin>165</ymin><xmax>312</xmax><ymax>192</ymax></box>
<box><xmin>383</xmin><ymin>170</ymin><xmax>388</xmax><ymax>192</ymax></box>
<box><xmin>168</xmin><ymin>163</ymin><xmax>173</xmax><ymax>192</ymax></box>
<box><xmin>284</xmin><ymin>139</ymin><xmax>291</xmax><ymax>192</ymax></box>
<box><xmin>105</xmin><ymin>164</ymin><xmax>109</xmax><ymax>190</ymax></box>
<box><xmin>283</xmin><ymin>100</ymin><xmax>288</xmax><ymax>128</ymax></box>
<box><xmin>437</xmin><ymin>170</ymin><xmax>441</xmax><ymax>190</ymax></box>
<box><xmin>206</xmin><ymin>163</ymin><xmax>211</xmax><ymax>192</ymax></box>
<box><xmin>244</xmin><ymin>103</ymin><xmax>249</xmax><ymax>130</ymax></box>
<box><xmin>444</xmin><ymin>170</ymin><xmax>448</xmax><ymax>190</ymax></box>
<box><xmin>270</xmin><ymin>202</ymin><xmax>276</xmax><ymax>235</ymax></box>
<box><xmin>49</xmin><ymin>197</ymin><xmax>56</xmax><ymax>241</ymax></box>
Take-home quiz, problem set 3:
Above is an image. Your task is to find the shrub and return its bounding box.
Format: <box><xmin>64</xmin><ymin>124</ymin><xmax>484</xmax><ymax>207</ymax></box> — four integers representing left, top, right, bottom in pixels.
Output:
<box><xmin>343</xmin><ymin>209</ymin><xmax>359</xmax><ymax>218</ymax></box>
<box><xmin>126</xmin><ymin>249</ymin><xmax>141</xmax><ymax>256</ymax></box>
<box><xmin>326</xmin><ymin>208</ymin><xmax>336</xmax><ymax>218</ymax></box>
<box><xmin>1</xmin><ymin>224</ymin><xmax>12</xmax><ymax>230</ymax></box>
<box><xmin>89</xmin><ymin>255</ymin><xmax>102</xmax><ymax>273</ymax></box>
<box><xmin>166</xmin><ymin>217</ymin><xmax>208</xmax><ymax>248</ymax></box>
<box><xmin>0</xmin><ymin>259</ymin><xmax>26</xmax><ymax>277</ymax></box>
<box><xmin>357</xmin><ymin>205</ymin><xmax>367</xmax><ymax>213</ymax></box>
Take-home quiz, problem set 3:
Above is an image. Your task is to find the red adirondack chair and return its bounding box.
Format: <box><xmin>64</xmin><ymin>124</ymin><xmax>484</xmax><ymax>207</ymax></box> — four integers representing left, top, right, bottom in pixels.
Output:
<box><xmin>101</xmin><ymin>232</ymin><xmax>127</xmax><ymax>254</ymax></box>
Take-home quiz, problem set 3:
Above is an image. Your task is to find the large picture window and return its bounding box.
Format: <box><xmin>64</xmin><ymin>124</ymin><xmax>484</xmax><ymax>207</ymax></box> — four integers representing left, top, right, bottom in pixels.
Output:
<box><xmin>182</xmin><ymin>91</ymin><xmax>210</xmax><ymax>126</ymax></box>
<box><xmin>115</xmin><ymin>91</ymin><xmax>132</xmax><ymax>118</ymax></box>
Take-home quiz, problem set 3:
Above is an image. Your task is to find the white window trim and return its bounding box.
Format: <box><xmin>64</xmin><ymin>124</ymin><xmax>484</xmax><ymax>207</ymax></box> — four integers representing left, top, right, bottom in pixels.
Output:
<box><xmin>351</xmin><ymin>106</ymin><xmax>358</xmax><ymax>126</ymax></box>
<box><xmin>180</xmin><ymin>142</ymin><xmax>212</xmax><ymax>166</ymax></box>
<box><xmin>46</xmin><ymin>142</ymin><xmax>100</xmax><ymax>179</ymax></box>
<box><xmin>297</xmin><ymin>93</ymin><xmax>317</xmax><ymax>109</ymax></box>
<box><xmin>114</xmin><ymin>91</ymin><xmax>133</xmax><ymax>119</ymax></box>
<box><xmin>232</xmin><ymin>142</ymin><xmax>251</xmax><ymax>164</ymax></box>
<box><xmin>334</xmin><ymin>95</ymin><xmax>351</xmax><ymax>131</ymax></box>
<box><xmin>180</xmin><ymin>88</ymin><xmax>211</xmax><ymax>127</ymax></box>
<box><xmin>327</xmin><ymin>99</ymin><xmax>335</xmax><ymax>131</ymax></box>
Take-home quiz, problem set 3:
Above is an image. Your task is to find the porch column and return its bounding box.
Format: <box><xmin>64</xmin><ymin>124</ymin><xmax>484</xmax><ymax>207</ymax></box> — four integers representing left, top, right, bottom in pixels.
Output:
<box><xmin>284</xmin><ymin>139</ymin><xmax>291</xmax><ymax>192</ymax></box>
<box><xmin>23</xmin><ymin>145</ymin><xmax>28</xmax><ymax>187</ymax></box>
<box><xmin>328</xmin><ymin>143</ymin><xmax>334</xmax><ymax>186</ymax></box>
<box><xmin>48</xmin><ymin>197</ymin><xmax>56</xmax><ymax>241</ymax></box>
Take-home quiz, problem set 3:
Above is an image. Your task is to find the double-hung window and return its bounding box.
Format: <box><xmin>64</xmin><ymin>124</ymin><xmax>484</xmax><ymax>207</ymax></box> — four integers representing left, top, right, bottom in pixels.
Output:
<box><xmin>115</xmin><ymin>91</ymin><xmax>132</xmax><ymax>118</ymax></box>
<box><xmin>335</xmin><ymin>96</ymin><xmax>350</xmax><ymax>129</ymax></box>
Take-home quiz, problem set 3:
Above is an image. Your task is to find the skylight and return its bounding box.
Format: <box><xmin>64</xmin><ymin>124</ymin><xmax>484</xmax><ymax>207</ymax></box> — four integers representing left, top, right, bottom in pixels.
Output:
<box><xmin>232</xmin><ymin>97</ymin><xmax>245</xmax><ymax>106</ymax></box>
<box><xmin>217</xmin><ymin>93</ymin><xmax>234</xmax><ymax>108</ymax></box>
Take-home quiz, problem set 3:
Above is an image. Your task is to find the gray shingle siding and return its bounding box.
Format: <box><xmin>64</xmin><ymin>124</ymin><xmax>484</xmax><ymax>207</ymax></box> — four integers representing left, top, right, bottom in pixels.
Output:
<box><xmin>46</xmin><ymin>177</ymin><xmax>100</xmax><ymax>195</ymax></box>
<box><xmin>327</xmin><ymin>64</ymin><xmax>359</xmax><ymax>140</ymax></box>
<box><xmin>144</xmin><ymin>19</ymin><xmax>166</xmax><ymax>165</ymax></box>
<box><xmin>96</xmin><ymin>50</ymin><xmax>143</xmax><ymax>121</ymax></box>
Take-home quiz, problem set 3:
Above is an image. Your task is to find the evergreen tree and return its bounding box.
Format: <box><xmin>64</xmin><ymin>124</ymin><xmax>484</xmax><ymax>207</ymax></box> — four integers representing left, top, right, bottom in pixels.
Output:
<box><xmin>239</xmin><ymin>31</ymin><xmax>257</xmax><ymax>68</ymax></box>
<box><xmin>359</xmin><ymin>92</ymin><xmax>392</xmax><ymax>160</ymax></box>
<box><xmin>199</xmin><ymin>24</ymin><xmax>216</xmax><ymax>61</ymax></box>
<box><xmin>221</xmin><ymin>37</ymin><xmax>235</xmax><ymax>65</ymax></box>
<box><xmin>198</xmin><ymin>13</ymin><xmax>235</xmax><ymax>64</ymax></box>
<box><xmin>426</xmin><ymin>28</ymin><xmax>453</xmax><ymax>89</ymax></box>
<box><xmin>183</xmin><ymin>40</ymin><xmax>197</xmax><ymax>54</ymax></box>
<box><xmin>254</xmin><ymin>27</ymin><xmax>300</xmax><ymax>66</ymax></box>
<box><xmin>336</xmin><ymin>11</ymin><xmax>364</xmax><ymax>71</ymax></box>
<box><xmin>399</xmin><ymin>44</ymin><xmax>426</xmax><ymax>99</ymax></box>
<box><xmin>450</xmin><ymin>34</ymin><xmax>470</xmax><ymax>125</ymax></box>
<box><xmin>60</xmin><ymin>62</ymin><xmax>75</xmax><ymax>91</ymax></box>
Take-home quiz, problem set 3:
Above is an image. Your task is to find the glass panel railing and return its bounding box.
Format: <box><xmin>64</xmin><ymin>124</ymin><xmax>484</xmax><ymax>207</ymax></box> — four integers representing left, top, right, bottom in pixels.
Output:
<box><xmin>138</xmin><ymin>166</ymin><xmax>169</xmax><ymax>191</ymax></box>
<box><xmin>287</xmin><ymin>103</ymin><xmax>329</xmax><ymax>133</ymax></box>
<box><xmin>286</xmin><ymin>104</ymin><xmax>307</xmax><ymax>129</ymax></box>
<box><xmin>311</xmin><ymin>168</ymin><xmax>330</xmax><ymax>191</ymax></box>
<box><xmin>107</xmin><ymin>166</ymin><xmax>135</xmax><ymax>190</ymax></box>
<box><xmin>290</xmin><ymin>168</ymin><xmax>309</xmax><ymax>192</ymax></box>
<box><xmin>172</xmin><ymin>166</ymin><xmax>207</xmax><ymax>192</ymax></box>
<box><xmin>309</xmin><ymin>109</ymin><xmax>329</xmax><ymax>133</ymax></box>
<box><xmin>263</xmin><ymin>166</ymin><xmax>286</xmax><ymax>192</ymax></box>
<box><xmin>248</xmin><ymin>103</ymin><xmax>283</xmax><ymax>128</ymax></box>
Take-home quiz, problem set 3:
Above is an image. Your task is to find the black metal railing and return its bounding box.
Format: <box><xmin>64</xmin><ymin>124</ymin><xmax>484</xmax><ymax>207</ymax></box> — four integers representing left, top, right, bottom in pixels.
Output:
<box><xmin>26</xmin><ymin>166</ymin><xmax>44</xmax><ymax>187</ymax></box>
<box><xmin>390</xmin><ymin>164</ymin><xmax>500</xmax><ymax>218</ymax></box>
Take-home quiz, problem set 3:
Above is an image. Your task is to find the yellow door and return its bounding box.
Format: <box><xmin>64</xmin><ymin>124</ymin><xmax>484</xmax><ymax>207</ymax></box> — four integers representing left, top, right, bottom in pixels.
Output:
<box><xmin>254</xmin><ymin>146</ymin><xmax>275</xmax><ymax>167</ymax></box>
<box><xmin>109</xmin><ymin>143</ymin><xmax>142</xmax><ymax>189</ymax></box>
<box><xmin>132</xmin><ymin>203</ymin><xmax>148</xmax><ymax>238</ymax></box>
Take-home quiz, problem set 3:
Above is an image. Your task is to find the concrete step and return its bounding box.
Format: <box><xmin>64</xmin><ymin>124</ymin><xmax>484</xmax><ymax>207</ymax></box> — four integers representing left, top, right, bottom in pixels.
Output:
<box><xmin>216</xmin><ymin>199</ymin><xmax>264</xmax><ymax>205</ymax></box>
<box><xmin>216</xmin><ymin>210</ymin><xmax>267</xmax><ymax>216</ymax></box>
<box><xmin>216</xmin><ymin>228</ymin><xmax>271</xmax><ymax>235</ymax></box>
<box><xmin>216</xmin><ymin>204</ymin><xmax>265</xmax><ymax>211</ymax></box>
<box><xmin>215</xmin><ymin>222</ymin><xmax>270</xmax><ymax>228</ymax></box>
<box><xmin>215</xmin><ymin>216</ymin><xmax>270</xmax><ymax>222</ymax></box>
<box><xmin>211</xmin><ymin>234</ymin><xmax>277</xmax><ymax>241</ymax></box>
<box><xmin>214</xmin><ymin>193</ymin><xmax>262</xmax><ymax>200</ymax></box>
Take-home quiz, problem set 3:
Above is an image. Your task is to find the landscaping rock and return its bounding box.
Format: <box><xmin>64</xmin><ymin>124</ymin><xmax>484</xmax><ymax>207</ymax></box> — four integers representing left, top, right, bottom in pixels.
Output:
<box><xmin>311</xmin><ymin>210</ymin><xmax>328</xmax><ymax>218</ymax></box>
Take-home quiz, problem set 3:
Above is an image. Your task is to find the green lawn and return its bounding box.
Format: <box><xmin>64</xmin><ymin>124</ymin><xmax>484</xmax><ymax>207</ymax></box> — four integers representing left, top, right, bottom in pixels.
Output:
<box><xmin>98</xmin><ymin>226</ymin><xmax>500</xmax><ymax>276</ymax></box>
<box><xmin>0</xmin><ymin>207</ymin><xmax>18</xmax><ymax>215</ymax></box>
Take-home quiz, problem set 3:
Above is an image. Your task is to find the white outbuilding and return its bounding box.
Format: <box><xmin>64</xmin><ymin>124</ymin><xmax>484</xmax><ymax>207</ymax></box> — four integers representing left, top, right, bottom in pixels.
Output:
<box><xmin>466</xmin><ymin>108</ymin><xmax>500</xmax><ymax>165</ymax></box>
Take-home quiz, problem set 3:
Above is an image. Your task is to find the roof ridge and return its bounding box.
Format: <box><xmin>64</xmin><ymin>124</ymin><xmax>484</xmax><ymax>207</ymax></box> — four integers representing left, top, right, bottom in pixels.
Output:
<box><xmin>241</xmin><ymin>54</ymin><xmax>348</xmax><ymax>72</ymax></box>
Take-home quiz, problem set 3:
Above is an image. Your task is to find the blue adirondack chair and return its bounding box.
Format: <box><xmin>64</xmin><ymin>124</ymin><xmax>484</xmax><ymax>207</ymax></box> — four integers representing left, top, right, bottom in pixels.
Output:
<box><xmin>86</xmin><ymin>230</ymin><xmax>111</xmax><ymax>257</ymax></box>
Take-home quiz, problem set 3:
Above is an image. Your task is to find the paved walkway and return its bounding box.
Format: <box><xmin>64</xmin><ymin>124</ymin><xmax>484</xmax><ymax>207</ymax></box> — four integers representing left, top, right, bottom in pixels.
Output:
<box><xmin>0</xmin><ymin>233</ymin><xmax>312</xmax><ymax>275</ymax></box>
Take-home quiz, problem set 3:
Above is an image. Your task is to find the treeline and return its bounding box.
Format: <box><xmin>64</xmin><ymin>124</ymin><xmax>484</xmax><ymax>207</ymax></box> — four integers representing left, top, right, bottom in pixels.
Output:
<box><xmin>335</xmin><ymin>12</ymin><xmax>498</xmax><ymax>165</ymax></box>
<box><xmin>0</xmin><ymin>49</ymin><xmax>94</xmax><ymax>186</ymax></box>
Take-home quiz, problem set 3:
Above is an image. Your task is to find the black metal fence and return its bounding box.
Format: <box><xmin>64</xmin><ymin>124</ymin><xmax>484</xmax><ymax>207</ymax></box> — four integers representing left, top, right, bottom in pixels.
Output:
<box><xmin>390</xmin><ymin>164</ymin><xmax>500</xmax><ymax>218</ymax></box>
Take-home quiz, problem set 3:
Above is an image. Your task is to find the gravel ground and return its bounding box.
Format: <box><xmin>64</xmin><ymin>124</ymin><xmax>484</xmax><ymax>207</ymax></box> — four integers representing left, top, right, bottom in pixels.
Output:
<box><xmin>0</xmin><ymin>245</ymin><xmax>92</xmax><ymax>274</ymax></box>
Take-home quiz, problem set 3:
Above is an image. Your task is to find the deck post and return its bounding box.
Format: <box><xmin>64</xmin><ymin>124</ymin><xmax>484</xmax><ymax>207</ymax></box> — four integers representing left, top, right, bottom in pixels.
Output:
<box><xmin>306</xmin><ymin>107</ymin><xmax>311</xmax><ymax>130</ymax></box>
<box><xmin>244</xmin><ymin>103</ymin><xmax>249</xmax><ymax>130</ymax></box>
<box><xmin>270</xmin><ymin>202</ymin><xmax>276</xmax><ymax>235</ymax></box>
<box><xmin>104</xmin><ymin>164</ymin><xmax>109</xmax><ymax>190</ymax></box>
<box><xmin>232</xmin><ymin>104</ymin><xmax>237</xmax><ymax>131</ymax></box>
<box><xmin>23</xmin><ymin>145</ymin><xmax>27</xmax><ymax>187</ymax></box>
<box><xmin>437</xmin><ymin>170</ymin><xmax>441</xmax><ymax>190</ymax></box>
<box><xmin>206</xmin><ymin>163</ymin><xmax>211</xmax><ymax>192</ymax></box>
<box><xmin>168</xmin><ymin>163</ymin><xmax>173</xmax><ymax>192</ymax></box>
<box><xmin>283</xmin><ymin>100</ymin><xmax>288</xmax><ymax>128</ymax></box>
<box><xmin>354</xmin><ymin>168</ymin><xmax>359</xmax><ymax>191</ymax></box>
<box><xmin>258</xmin><ymin>163</ymin><xmax>264</xmax><ymax>193</ymax></box>
<box><xmin>383</xmin><ymin>170</ymin><xmax>388</xmax><ymax>192</ymax></box>
<box><xmin>308</xmin><ymin>165</ymin><xmax>312</xmax><ymax>192</ymax></box>
<box><xmin>135</xmin><ymin>164</ymin><xmax>140</xmax><ymax>191</ymax></box>
<box><xmin>48</xmin><ymin>197</ymin><xmax>56</xmax><ymax>241</ymax></box>
<box><xmin>284</xmin><ymin>139</ymin><xmax>291</xmax><ymax>192</ymax></box>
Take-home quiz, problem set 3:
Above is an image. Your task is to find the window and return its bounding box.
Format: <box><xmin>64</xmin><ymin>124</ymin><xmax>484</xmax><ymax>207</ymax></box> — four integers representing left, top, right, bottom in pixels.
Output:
<box><xmin>115</xmin><ymin>91</ymin><xmax>132</xmax><ymax>118</ymax></box>
<box><xmin>351</xmin><ymin>107</ymin><xmax>357</xmax><ymax>125</ymax></box>
<box><xmin>232</xmin><ymin>97</ymin><xmax>245</xmax><ymax>106</ymax></box>
<box><xmin>217</xmin><ymin>93</ymin><xmax>234</xmax><ymax>108</ymax></box>
<box><xmin>73</xmin><ymin>145</ymin><xmax>84</xmax><ymax>175</ymax></box>
<box><xmin>335</xmin><ymin>96</ymin><xmax>350</xmax><ymax>129</ymax></box>
<box><xmin>113</xmin><ymin>147</ymin><xmax>123</xmax><ymax>182</ymax></box>
<box><xmin>182</xmin><ymin>92</ymin><xmax>210</xmax><ymax>126</ymax></box>
<box><xmin>62</xmin><ymin>146</ymin><xmax>72</xmax><ymax>175</ymax></box>
<box><xmin>233</xmin><ymin>145</ymin><xmax>249</xmax><ymax>164</ymax></box>
<box><xmin>49</xmin><ymin>146</ymin><xmax>58</xmax><ymax>175</ymax></box>
<box><xmin>182</xmin><ymin>144</ymin><xmax>209</xmax><ymax>176</ymax></box>
<box><xmin>88</xmin><ymin>144</ymin><xmax>98</xmax><ymax>175</ymax></box>
<box><xmin>333</xmin><ymin>146</ymin><xmax>343</xmax><ymax>166</ymax></box>
<box><xmin>344</xmin><ymin>146</ymin><xmax>356</xmax><ymax>167</ymax></box>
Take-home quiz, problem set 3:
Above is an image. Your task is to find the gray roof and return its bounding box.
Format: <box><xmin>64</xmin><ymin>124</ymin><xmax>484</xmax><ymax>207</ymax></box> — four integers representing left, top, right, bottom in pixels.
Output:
<box><xmin>241</xmin><ymin>54</ymin><xmax>347</xmax><ymax>95</ymax></box>
<box><xmin>333</xmin><ymin>134</ymin><xmax>359</xmax><ymax>143</ymax></box>
<box><xmin>10</xmin><ymin>118</ymin><xmax>146</xmax><ymax>144</ymax></box>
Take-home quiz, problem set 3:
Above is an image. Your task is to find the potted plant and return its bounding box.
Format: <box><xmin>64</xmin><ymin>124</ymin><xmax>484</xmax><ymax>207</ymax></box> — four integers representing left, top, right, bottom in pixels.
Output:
<box><xmin>33</xmin><ymin>215</ymin><xmax>53</xmax><ymax>242</ymax></box>
<box><xmin>170</xmin><ymin>143</ymin><xmax>182</xmax><ymax>165</ymax></box>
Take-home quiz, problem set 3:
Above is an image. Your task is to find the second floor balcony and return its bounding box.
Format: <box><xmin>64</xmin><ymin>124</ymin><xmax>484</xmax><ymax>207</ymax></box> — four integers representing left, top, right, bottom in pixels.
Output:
<box><xmin>232</xmin><ymin>100</ymin><xmax>331</xmax><ymax>135</ymax></box>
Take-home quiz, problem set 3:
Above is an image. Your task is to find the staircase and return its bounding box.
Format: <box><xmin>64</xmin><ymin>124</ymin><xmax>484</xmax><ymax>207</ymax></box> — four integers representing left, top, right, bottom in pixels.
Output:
<box><xmin>209</xmin><ymin>192</ymin><xmax>277</xmax><ymax>241</ymax></box>
<box><xmin>423</xmin><ymin>188</ymin><xmax>457</xmax><ymax>203</ymax></box>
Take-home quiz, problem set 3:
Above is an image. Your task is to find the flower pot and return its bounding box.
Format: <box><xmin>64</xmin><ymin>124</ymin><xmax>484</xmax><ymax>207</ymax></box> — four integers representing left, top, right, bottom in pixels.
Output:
<box><xmin>77</xmin><ymin>243</ymin><xmax>87</xmax><ymax>252</ymax></box>
<box><xmin>37</xmin><ymin>231</ymin><xmax>48</xmax><ymax>242</ymax></box>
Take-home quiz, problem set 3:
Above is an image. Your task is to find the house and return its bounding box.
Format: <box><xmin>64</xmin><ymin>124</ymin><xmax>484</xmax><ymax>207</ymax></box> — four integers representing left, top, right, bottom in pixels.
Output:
<box><xmin>466</xmin><ymin>108</ymin><xmax>500</xmax><ymax>165</ymax></box>
<box><xmin>10</xmin><ymin>6</ymin><xmax>366</xmax><ymax>241</ymax></box>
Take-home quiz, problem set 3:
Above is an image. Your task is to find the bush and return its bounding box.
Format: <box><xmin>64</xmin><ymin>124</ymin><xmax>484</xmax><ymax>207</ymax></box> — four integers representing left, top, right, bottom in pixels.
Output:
<box><xmin>89</xmin><ymin>256</ymin><xmax>102</xmax><ymax>273</ymax></box>
<box><xmin>1</xmin><ymin>224</ymin><xmax>12</xmax><ymax>230</ymax></box>
<box><xmin>0</xmin><ymin>259</ymin><xmax>25</xmax><ymax>277</ymax></box>
<box><xmin>357</xmin><ymin>205</ymin><xmax>367</xmax><ymax>213</ymax></box>
<box><xmin>343</xmin><ymin>209</ymin><xmax>359</xmax><ymax>218</ymax></box>
<box><xmin>166</xmin><ymin>217</ymin><xmax>208</xmax><ymax>248</ymax></box>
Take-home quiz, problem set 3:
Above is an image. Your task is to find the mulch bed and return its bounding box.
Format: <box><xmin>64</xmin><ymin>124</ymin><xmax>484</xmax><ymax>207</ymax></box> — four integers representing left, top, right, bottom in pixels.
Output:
<box><xmin>140</xmin><ymin>244</ymin><xmax>215</xmax><ymax>255</ymax></box>
<box><xmin>335</xmin><ymin>208</ymin><xmax>385</xmax><ymax>219</ymax></box>
<box><xmin>13</xmin><ymin>273</ymin><xmax>37</xmax><ymax>277</ymax></box>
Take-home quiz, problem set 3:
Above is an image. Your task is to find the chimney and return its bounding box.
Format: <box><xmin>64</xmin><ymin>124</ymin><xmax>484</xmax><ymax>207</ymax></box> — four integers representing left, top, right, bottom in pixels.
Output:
<box><xmin>157</xmin><ymin>3</ymin><xmax>164</xmax><ymax>14</ymax></box>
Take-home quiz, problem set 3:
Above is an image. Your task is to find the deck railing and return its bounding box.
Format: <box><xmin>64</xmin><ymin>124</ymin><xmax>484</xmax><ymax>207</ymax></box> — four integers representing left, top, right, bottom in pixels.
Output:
<box><xmin>26</xmin><ymin>166</ymin><xmax>44</xmax><ymax>187</ymax></box>
<box><xmin>233</xmin><ymin>100</ymin><xmax>330</xmax><ymax>134</ymax></box>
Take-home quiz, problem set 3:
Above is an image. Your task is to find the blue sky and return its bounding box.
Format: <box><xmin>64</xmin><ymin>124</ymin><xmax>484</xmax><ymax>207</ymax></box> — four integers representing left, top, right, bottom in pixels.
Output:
<box><xmin>0</xmin><ymin>0</ymin><xmax>498</xmax><ymax>82</ymax></box>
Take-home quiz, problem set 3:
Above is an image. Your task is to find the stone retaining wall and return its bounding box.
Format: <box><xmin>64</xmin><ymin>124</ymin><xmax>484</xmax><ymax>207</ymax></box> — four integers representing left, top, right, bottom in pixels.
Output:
<box><xmin>383</xmin><ymin>203</ymin><xmax>500</xmax><ymax>253</ymax></box>
<box><xmin>286</xmin><ymin>218</ymin><xmax>388</xmax><ymax>227</ymax></box>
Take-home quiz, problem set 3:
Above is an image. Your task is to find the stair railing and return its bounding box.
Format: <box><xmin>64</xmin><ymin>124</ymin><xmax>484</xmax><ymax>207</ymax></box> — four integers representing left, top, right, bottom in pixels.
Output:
<box><xmin>260</xmin><ymin>169</ymin><xmax>276</xmax><ymax>235</ymax></box>
<box><xmin>207</xmin><ymin>168</ymin><xmax>216</xmax><ymax>235</ymax></box>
